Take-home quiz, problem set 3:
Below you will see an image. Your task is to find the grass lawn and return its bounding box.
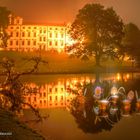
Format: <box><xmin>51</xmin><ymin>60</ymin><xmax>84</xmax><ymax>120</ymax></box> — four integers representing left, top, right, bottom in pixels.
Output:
<box><xmin>0</xmin><ymin>50</ymin><xmax>132</xmax><ymax>73</ymax></box>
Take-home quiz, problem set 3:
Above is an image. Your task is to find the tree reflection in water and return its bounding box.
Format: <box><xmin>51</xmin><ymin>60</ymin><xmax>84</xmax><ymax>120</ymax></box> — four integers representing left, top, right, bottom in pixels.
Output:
<box><xmin>69</xmin><ymin>74</ymin><xmax>140</xmax><ymax>134</ymax></box>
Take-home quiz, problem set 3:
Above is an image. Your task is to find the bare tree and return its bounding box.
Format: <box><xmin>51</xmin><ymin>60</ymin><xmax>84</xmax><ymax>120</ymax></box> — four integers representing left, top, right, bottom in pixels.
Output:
<box><xmin>0</xmin><ymin>56</ymin><xmax>48</xmax><ymax>121</ymax></box>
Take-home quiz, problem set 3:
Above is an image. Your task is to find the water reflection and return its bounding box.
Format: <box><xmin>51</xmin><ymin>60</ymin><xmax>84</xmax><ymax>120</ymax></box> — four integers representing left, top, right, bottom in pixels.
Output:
<box><xmin>22</xmin><ymin>73</ymin><xmax>140</xmax><ymax>134</ymax></box>
<box><xmin>23</xmin><ymin>77</ymin><xmax>92</xmax><ymax>109</ymax></box>
<box><xmin>22</xmin><ymin>73</ymin><xmax>140</xmax><ymax>108</ymax></box>
<box><xmin>68</xmin><ymin>73</ymin><xmax>140</xmax><ymax>134</ymax></box>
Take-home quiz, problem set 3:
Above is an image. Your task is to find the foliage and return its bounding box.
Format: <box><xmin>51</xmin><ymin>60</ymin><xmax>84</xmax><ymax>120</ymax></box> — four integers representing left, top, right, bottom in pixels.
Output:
<box><xmin>66</xmin><ymin>3</ymin><xmax>124</xmax><ymax>66</ymax></box>
<box><xmin>122</xmin><ymin>23</ymin><xmax>140</xmax><ymax>66</ymax></box>
<box><xmin>0</xmin><ymin>7</ymin><xmax>11</xmax><ymax>48</ymax></box>
<box><xmin>0</xmin><ymin>56</ymin><xmax>48</xmax><ymax>121</ymax></box>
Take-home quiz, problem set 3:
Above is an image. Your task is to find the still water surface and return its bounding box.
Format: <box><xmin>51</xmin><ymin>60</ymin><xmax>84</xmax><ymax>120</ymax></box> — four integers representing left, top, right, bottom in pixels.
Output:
<box><xmin>21</xmin><ymin>73</ymin><xmax>140</xmax><ymax>140</ymax></box>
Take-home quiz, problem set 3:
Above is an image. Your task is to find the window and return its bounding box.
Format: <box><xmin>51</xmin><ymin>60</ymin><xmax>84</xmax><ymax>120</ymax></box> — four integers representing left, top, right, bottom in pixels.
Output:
<box><xmin>61</xmin><ymin>34</ymin><xmax>64</xmax><ymax>38</ymax></box>
<box><xmin>61</xmin><ymin>41</ymin><xmax>64</xmax><ymax>46</ymax></box>
<box><xmin>55</xmin><ymin>88</ymin><xmax>58</xmax><ymax>92</ymax></box>
<box><xmin>33</xmin><ymin>41</ymin><xmax>36</xmax><ymax>46</ymax></box>
<box><xmin>10</xmin><ymin>41</ymin><xmax>13</xmax><ymax>46</ymax></box>
<box><xmin>34</xmin><ymin>33</ymin><xmax>36</xmax><ymax>37</ymax></box>
<box><xmin>28</xmin><ymin>32</ymin><xmax>30</xmax><ymax>37</ymax></box>
<box><xmin>10</xmin><ymin>26</ymin><xmax>13</xmax><ymax>29</ymax></box>
<box><xmin>27</xmin><ymin>40</ymin><xmax>30</xmax><ymax>45</ymax></box>
<box><xmin>16</xmin><ymin>32</ymin><xmax>19</xmax><ymax>37</ymax></box>
<box><xmin>22</xmin><ymin>32</ymin><xmax>25</xmax><ymax>37</ymax></box>
<box><xmin>40</xmin><ymin>37</ymin><xmax>42</xmax><ymax>41</ymax></box>
<box><xmin>44</xmin><ymin>92</ymin><xmax>46</xmax><ymax>97</ymax></box>
<box><xmin>61</xmin><ymin>96</ymin><xmax>63</xmax><ymax>100</ymax></box>
<box><xmin>55</xmin><ymin>96</ymin><xmax>58</xmax><ymax>101</ymax></box>
<box><xmin>44</xmin><ymin>100</ymin><xmax>46</xmax><ymax>104</ymax></box>
<box><xmin>28</xmin><ymin>97</ymin><xmax>31</xmax><ymax>102</ymax></box>
<box><xmin>16</xmin><ymin>20</ymin><xmax>19</xmax><ymax>24</ymax></box>
<box><xmin>55</xmin><ymin>41</ymin><xmax>58</xmax><ymax>46</ymax></box>
<box><xmin>55</xmin><ymin>33</ymin><xmax>58</xmax><ymax>38</ymax></box>
<box><xmin>10</xmin><ymin>32</ymin><xmax>13</xmax><ymax>37</ymax></box>
<box><xmin>34</xmin><ymin>27</ymin><xmax>36</xmax><ymax>29</ymax></box>
<box><xmin>43</xmin><ymin>37</ymin><xmax>46</xmax><ymax>41</ymax></box>
<box><xmin>16</xmin><ymin>40</ymin><xmax>18</xmax><ymax>46</ymax></box>
<box><xmin>49</xmin><ymin>88</ymin><xmax>52</xmax><ymax>93</ymax></box>
<box><xmin>34</xmin><ymin>97</ymin><xmax>36</xmax><ymax>102</ymax></box>
<box><xmin>49</xmin><ymin>41</ymin><xmax>52</xmax><ymax>46</ymax></box>
<box><xmin>49</xmin><ymin>33</ymin><xmax>52</xmax><ymax>38</ymax></box>
<box><xmin>22</xmin><ymin>41</ymin><xmax>24</xmax><ymax>45</ymax></box>
<box><xmin>61</xmin><ymin>88</ymin><xmax>63</xmax><ymax>92</ymax></box>
<box><xmin>49</xmin><ymin>96</ymin><xmax>52</xmax><ymax>101</ymax></box>
<box><xmin>40</xmin><ymin>100</ymin><xmax>42</xmax><ymax>104</ymax></box>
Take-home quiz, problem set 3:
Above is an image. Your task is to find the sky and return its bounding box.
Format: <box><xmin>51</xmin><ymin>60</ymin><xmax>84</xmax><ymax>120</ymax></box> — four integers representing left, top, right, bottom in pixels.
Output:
<box><xmin>0</xmin><ymin>0</ymin><xmax>140</xmax><ymax>27</ymax></box>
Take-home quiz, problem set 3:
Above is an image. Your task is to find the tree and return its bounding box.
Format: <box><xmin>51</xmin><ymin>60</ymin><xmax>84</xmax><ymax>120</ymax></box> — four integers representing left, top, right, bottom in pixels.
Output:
<box><xmin>0</xmin><ymin>56</ymin><xmax>48</xmax><ymax>121</ymax></box>
<box><xmin>0</xmin><ymin>7</ymin><xmax>11</xmax><ymax>48</ymax></box>
<box><xmin>66</xmin><ymin>3</ymin><xmax>124</xmax><ymax>66</ymax></box>
<box><xmin>122</xmin><ymin>23</ymin><xmax>140</xmax><ymax>66</ymax></box>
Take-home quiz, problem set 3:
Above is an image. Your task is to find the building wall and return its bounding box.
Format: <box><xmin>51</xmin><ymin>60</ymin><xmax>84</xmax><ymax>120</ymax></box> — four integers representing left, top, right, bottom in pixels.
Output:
<box><xmin>6</xmin><ymin>15</ymin><xmax>71</xmax><ymax>52</ymax></box>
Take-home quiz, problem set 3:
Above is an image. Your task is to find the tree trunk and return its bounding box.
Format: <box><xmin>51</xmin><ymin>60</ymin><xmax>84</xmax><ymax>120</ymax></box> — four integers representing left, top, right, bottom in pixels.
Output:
<box><xmin>95</xmin><ymin>54</ymin><xmax>101</xmax><ymax>66</ymax></box>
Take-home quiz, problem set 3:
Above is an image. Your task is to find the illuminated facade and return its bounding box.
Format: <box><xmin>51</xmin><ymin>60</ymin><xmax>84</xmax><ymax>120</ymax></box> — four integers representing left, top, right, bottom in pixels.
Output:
<box><xmin>6</xmin><ymin>15</ymin><xmax>71</xmax><ymax>52</ymax></box>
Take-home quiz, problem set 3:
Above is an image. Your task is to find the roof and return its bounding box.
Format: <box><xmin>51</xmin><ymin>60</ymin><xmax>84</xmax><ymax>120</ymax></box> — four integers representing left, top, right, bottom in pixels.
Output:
<box><xmin>23</xmin><ymin>22</ymin><xmax>67</xmax><ymax>27</ymax></box>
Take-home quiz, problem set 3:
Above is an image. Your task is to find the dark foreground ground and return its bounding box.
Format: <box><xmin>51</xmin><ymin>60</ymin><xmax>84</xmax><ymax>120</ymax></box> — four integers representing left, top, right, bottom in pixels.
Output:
<box><xmin>0</xmin><ymin>109</ymin><xmax>46</xmax><ymax>140</ymax></box>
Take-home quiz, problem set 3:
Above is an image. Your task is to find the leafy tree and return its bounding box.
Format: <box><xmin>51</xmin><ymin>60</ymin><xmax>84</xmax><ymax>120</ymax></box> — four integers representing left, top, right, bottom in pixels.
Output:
<box><xmin>66</xmin><ymin>3</ymin><xmax>124</xmax><ymax>66</ymax></box>
<box><xmin>122</xmin><ymin>23</ymin><xmax>140</xmax><ymax>66</ymax></box>
<box><xmin>0</xmin><ymin>7</ymin><xmax>11</xmax><ymax>48</ymax></box>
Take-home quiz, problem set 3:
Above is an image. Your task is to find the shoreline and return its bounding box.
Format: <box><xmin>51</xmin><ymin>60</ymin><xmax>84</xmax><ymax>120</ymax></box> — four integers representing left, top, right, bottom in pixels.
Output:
<box><xmin>0</xmin><ymin>67</ymin><xmax>140</xmax><ymax>76</ymax></box>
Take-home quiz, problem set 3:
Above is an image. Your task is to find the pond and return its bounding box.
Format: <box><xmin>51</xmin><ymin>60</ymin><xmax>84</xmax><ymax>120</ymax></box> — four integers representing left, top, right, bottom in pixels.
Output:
<box><xmin>13</xmin><ymin>73</ymin><xmax>140</xmax><ymax>139</ymax></box>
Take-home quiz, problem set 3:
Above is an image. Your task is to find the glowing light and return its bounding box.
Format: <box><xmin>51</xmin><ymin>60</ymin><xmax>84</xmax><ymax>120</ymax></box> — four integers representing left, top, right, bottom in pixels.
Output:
<box><xmin>94</xmin><ymin>86</ymin><xmax>102</xmax><ymax>99</ymax></box>
<box><xmin>122</xmin><ymin>99</ymin><xmax>131</xmax><ymax>116</ymax></box>
<box><xmin>136</xmin><ymin>99</ymin><xmax>140</xmax><ymax>113</ymax></box>
<box><xmin>111</xmin><ymin>86</ymin><xmax>118</xmax><ymax>95</ymax></box>
<box><xmin>116</xmin><ymin>73</ymin><xmax>121</xmax><ymax>81</ymax></box>
<box><xmin>126</xmin><ymin>74</ymin><xmax>130</xmax><ymax>79</ymax></box>
<box><xmin>127</xmin><ymin>90</ymin><xmax>134</xmax><ymax>101</ymax></box>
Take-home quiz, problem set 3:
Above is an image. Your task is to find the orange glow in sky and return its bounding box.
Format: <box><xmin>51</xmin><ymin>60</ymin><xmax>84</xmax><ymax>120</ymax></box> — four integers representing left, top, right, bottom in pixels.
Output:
<box><xmin>0</xmin><ymin>0</ymin><xmax>140</xmax><ymax>28</ymax></box>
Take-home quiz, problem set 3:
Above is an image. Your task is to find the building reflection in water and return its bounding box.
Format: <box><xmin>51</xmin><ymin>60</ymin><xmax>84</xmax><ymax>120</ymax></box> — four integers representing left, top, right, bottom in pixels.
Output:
<box><xmin>23</xmin><ymin>73</ymin><xmax>132</xmax><ymax>109</ymax></box>
<box><xmin>23</xmin><ymin>77</ymin><xmax>92</xmax><ymax>109</ymax></box>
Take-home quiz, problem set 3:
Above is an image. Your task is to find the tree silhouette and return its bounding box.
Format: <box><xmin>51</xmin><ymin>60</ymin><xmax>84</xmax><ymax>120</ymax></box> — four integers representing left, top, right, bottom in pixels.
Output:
<box><xmin>0</xmin><ymin>7</ymin><xmax>11</xmax><ymax>48</ymax></box>
<box><xmin>0</xmin><ymin>56</ymin><xmax>48</xmax><ymax>121</ymax></box>
<box><xmin>66</xmin><ymin>3</ymin><xmax>124</xmax><ymax>66</ymax></box>
<box><xmin>122</xmin><ymin>23</ymin><xmax>140</xmax><ymax>66</ymax></box>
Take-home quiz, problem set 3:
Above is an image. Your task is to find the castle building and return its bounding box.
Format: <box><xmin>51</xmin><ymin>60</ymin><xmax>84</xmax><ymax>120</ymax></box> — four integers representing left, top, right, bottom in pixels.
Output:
<box><xmin>6</xmin><ymin>15</ymin><xmax>72</xmax><ymax>52</ymax></box>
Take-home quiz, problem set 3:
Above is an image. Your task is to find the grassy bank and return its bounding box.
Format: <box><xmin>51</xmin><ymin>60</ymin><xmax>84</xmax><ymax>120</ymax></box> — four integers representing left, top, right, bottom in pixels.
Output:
<box><xmin>0</xmin><ymin>51</ymin><xmax>135</xmax><ymax>74</ymax></box>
